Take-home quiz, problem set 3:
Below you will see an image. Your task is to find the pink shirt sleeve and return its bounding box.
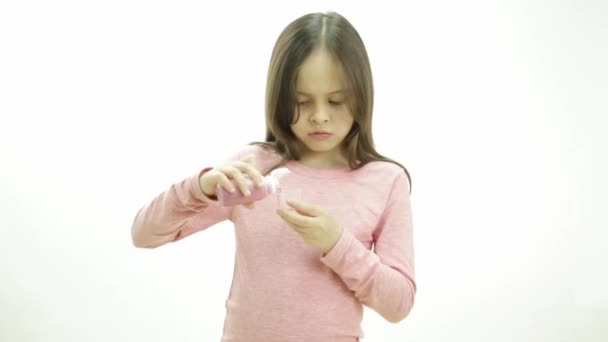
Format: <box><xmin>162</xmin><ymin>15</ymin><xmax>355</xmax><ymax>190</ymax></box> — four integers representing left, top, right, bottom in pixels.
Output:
<box><xmin>130</xmin><ymin>167</ymin><xmax>232</xmax><ymax>248</ymax></box>
<box><xmin>320</xmin><ymin>171</ymin><xmax>416</xmax><ymax>323</ymax></box>
<box><xmin>130</xmin><ymin>145</ymin><xmax>262</xmax><ymax>248</ymax></box>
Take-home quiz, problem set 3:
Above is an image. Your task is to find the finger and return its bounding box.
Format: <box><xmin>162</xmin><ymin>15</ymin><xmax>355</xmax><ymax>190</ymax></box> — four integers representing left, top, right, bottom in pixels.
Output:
<box><xmin>217</xmin><ymin>173</ymin><xmax>236</xmax><ymax>193</ymax></box>
<box><xmin>284</xmin><ymin>222</ymin><xmax>306</xmax><ymax>235</ymax></box>
<box><xmin>220</xmin><ymin>166</ymin><xmax>252</xmax><ymax>197</ymax></box>
<box><xmin>234</xmin><ymin>161</ymin><xmax>264</xmax><ymax>187</ymax></box>
<box><xmin>243</xmin><ymin>202</ymin><xmax>255</xmax><ymax>209</ymax></box>
<box><xmin>245</xmin><ymin>165</ymin><xmax>265</xmax><ymax>187</ymax></box>
<box><xmin>276</xmin><ymin>210</ymin><xmax>303</xmax><ymax>232</ymax></box>
<box><xmin>276</xmin><ymin>208</ymin><xmax>315</xmax><ymax>228</ymax></box>
<box><xmin>232</xmin><ymin>160</ymin><xmax>264</xmax><ymax>187</ymax></box>
<box><xmin>286</xmin><ymin>200</ymin><xmax>324</xmax><ymax>217</ymax></box>
<box><xmin>235</xmin><ymin>175</ymin><xmax>253</xmax><ymax>197</ymax></box>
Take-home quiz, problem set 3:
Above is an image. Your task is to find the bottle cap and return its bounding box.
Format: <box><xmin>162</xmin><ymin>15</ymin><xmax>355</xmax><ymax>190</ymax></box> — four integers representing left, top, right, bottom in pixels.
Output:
<box><xmin>270</xmin><ymin>167</ymin><xmax>290</xmax><ymax>179</ymax></box>
<box><xmin>267</xmin><ymin>167</ymin><xmax>290</xmax><ymax>194</ymax></box>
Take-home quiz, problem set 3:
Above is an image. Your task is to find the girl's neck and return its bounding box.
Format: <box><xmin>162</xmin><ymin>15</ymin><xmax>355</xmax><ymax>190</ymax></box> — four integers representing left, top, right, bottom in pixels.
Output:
<box><xmin>297</xmin><ymin>154</ymin><xmax>349</xmax><ymax>170</ymax></box>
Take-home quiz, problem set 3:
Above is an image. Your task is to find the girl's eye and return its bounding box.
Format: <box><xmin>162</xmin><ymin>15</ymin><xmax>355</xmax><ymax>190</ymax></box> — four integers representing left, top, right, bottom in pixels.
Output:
<box><xmin>297</xmin><ymin>100</ymin><xmax>343</xmax><ymax>106</ymax></box>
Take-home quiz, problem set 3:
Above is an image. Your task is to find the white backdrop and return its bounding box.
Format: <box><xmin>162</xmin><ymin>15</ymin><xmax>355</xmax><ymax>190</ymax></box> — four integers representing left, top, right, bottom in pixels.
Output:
<box><xmin>1</xmin><ymin>0</ymin><xmax>606</xmax><ymax>341</ymax></box>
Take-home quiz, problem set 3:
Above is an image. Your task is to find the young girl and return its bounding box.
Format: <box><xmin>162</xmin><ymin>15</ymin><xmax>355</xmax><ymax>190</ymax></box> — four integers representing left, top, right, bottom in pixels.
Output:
<box><xmin>132</xmin><ymin>11</ymin><xmax>415</xmax><ymax>342</ymax></box>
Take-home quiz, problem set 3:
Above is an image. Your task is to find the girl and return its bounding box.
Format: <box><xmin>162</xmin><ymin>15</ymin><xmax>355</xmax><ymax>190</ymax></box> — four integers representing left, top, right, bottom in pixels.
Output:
<box><xmin>132</xmin><ymin>11</ymin><xmax>415</xmax><ymax>342</ymax></box>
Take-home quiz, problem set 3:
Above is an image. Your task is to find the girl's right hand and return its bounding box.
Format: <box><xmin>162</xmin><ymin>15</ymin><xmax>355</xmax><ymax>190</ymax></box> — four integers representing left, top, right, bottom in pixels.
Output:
<box><xmin>199</xmin><ymin>154</ymin><xmax>265</xmax><ymax>208</ymax></box>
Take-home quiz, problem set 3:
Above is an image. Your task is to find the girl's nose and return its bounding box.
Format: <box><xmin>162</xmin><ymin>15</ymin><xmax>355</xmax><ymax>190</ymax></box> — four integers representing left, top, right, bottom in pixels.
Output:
<box><xmin>309</xmin><ymin>110</ymin><xmax>330</xmax><ymax>124</ymax></box>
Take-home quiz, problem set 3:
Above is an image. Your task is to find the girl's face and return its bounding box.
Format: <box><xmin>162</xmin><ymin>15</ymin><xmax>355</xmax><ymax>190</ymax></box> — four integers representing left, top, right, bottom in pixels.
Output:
<box><xmin>290</xmin><ymin>48</ymin><xmax>354</xmax><ymax>166</ymax></box>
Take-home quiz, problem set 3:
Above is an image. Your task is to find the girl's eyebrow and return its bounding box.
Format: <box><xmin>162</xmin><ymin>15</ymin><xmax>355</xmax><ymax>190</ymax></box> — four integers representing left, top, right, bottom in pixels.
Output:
<box><xmin>296</xmin><ymin>89</ymin><xmax>344</xmax><ymax>95</ymax></box>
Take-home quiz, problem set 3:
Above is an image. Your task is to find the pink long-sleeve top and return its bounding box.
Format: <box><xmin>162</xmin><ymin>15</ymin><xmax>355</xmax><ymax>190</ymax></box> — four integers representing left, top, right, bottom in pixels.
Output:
<box><xmin>131</xmin><ymin>144</ymin><xmax>416</xmax><ymax>341</ymax></box>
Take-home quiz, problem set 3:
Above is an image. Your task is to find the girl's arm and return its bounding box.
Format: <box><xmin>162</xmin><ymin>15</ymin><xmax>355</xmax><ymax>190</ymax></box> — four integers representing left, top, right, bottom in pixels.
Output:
<box><xmin>130</xmin><ymin>167</ymin><xmax>231</xmax><ymax>248</ymax></box>
<box><xmin>131</xmin><ymin>144</ymin><xmax>279</xmax><ymax>248</ymax></box>
<box><xmin>320</xmin><ymin>171</ymin><xmax>416</xmax><ymax>323</ymax></box>
<box><xmin>130</xmin><ymin>146</ymin><xmax>260</xmax><ymax>248</ymax></box>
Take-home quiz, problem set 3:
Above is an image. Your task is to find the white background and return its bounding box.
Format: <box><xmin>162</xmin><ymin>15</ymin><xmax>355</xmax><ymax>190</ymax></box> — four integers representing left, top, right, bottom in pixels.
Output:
<box><xmin>1</xmin><ymin>0</ymin><xmax>607</xmax><ymax>341</ymax></box>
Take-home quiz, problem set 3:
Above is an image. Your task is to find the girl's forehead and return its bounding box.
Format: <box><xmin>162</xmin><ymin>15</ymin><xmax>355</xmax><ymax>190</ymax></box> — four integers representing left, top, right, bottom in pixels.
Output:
<box><xmin>295</xmin><ymin>80</ymin><xmax>349</xmax><ymax>96</ymax></box>
<box><xmin>295</xmin><ymin>67</ymin><xmax>347</xmax><ymax>95</ymax></box>
<box><xmin>298</xmin><ymin>52</ymin><xmax>343</xmax><ymax>74</ymax></box>
<box><xmin>293</xmin><ymin>48</ymin><xmax>350</xmax><ymax>94</ymax></box>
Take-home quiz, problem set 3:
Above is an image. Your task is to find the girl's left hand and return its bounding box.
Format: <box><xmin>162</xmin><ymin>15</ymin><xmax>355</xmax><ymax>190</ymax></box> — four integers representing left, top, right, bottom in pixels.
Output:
<box><xmin>276</xmin><ymin>200</ymin><xmax>343</xmax><ymax>254</ymax></box>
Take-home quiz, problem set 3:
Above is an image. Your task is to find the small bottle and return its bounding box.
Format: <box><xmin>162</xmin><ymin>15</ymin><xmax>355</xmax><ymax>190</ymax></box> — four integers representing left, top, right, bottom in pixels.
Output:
<box><xmin>216</xmin><ymin>167</ymin><xmax>291</xmax><ymax>207</ymax></box>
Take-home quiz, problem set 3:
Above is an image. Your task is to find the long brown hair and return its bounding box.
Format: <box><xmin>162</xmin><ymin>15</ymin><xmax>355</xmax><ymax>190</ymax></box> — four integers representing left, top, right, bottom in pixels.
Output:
<box><xmin>249</xmin><ymin>11</ymin><xmax>412</xmax><ymax>193</ymax></box>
